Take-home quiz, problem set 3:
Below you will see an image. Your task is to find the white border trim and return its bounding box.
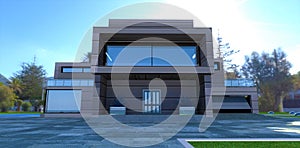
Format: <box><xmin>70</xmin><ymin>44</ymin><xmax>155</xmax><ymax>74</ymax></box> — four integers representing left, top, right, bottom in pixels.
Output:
<box><xmin>178</xmin><ymin>139</ymin><xmax>194</xmax><ymax>148</ymax></box>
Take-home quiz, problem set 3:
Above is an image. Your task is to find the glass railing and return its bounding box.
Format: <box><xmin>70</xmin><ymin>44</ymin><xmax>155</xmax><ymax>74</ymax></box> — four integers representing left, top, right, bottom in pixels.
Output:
<box><xmin>225</xmin><ymin>79</ymin><xmax>255</xmax><ymax>87</ymax></box>
<box><xmin>47</xmin><ymin>79</ymin><xmax>94</xmax><ymax>87</ymax></box>
<box><xmin>47</xmin><ymin>79</ymin><xmax>253</xmax><ymax>87</ymax></box>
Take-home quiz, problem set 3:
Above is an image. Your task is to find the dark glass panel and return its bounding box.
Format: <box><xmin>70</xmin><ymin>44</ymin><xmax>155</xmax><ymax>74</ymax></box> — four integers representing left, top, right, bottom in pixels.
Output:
<box><xmin>106</xmin><ymin>45</ymin><xmax>151</xmax><ymax>66</ymax></box>
<box><xmin>152</xmin><ymin>46</ymin><xmax>196</xmax><ymax>66</ymax></box>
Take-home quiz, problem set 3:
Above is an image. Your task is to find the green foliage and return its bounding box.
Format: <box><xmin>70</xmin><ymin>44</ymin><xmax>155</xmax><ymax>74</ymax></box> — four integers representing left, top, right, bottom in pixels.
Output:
<box><xmin>9</xmin><ymin>77</ymin><xmax>23</xmax><ymax>96</ymax></box>
<box><xmin>217</xmin><ymin>33</ymin><xmax>240</xmax><ymax>72</ymax></box>
<box><xmin>0</xmin><ymin>83</ymin><xmax>15</xmax><ymax>112</ymax></box>
<box><xmin>22</xmin><ymin>102</ymin><xmax>32</xmax><ymax>112</ymax></box>
<box><xmin>15</xmin><ymin>99</ymin><xmax>24</xmax><ymax>112</ymax></box>
<box><xmin>241</xmin><ymin>48</ymin><xmax>292</xmax><ymax>112</ymax></box>
<box><xmin>225</xmin><ymin>71</ymin><xmax>240</xmax><ymax>79</ymax></box>
<box><xmin>13</xmin><ymin>61</ymin><xmax>46</xmax><ymax>110</ymax></box>
<box><xmin>258</xmin><ymin>88</ymin><xmax>275</xmax><ymax>112</ymax></box>
<box><xmin>292</xmin><ymin>71</ymin><xmax>300</xmax><ymax>90</ymax></box>
<box><xmin>82</xmin><ymin>52</ymin><xmax>92</xmax><ymax>63</ymax></box>
<box><xmin>260</xmin><ymin>112</ymin><xmax>289</xmax><ymax>114</ymax></box>
<box><xmin>8</xmin><ymin>77</ymin><xmax>24</xmax><ymax>112</ymax></box>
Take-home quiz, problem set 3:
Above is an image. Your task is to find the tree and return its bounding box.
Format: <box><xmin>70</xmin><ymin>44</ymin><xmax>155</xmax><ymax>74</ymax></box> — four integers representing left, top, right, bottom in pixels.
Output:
<box><xmin>9</xmin><ymin>77</ymin><xmax>23</xmax><ymax>111</ymax></box>
<box><xmin>22</xmin><ymin>102</ymin><xmax>32</xmax><ymax>112</ymax></box>
<box><xmin>292</xmin><ymin>71</ymin><xmax>300</xmax><ymax>90</ymax></box>
<box><xmin>241</xmin><ymin>48</ymin><xmax>292</xmax><ymax>112</ymax></box>
<box><xmin>290</xmin><ymin>72</ymin><xmax>300</xmax><ymax>101</ymax></box>
<box><xmin>9</xmin><ymin>77</ymin><xmax>23</xmax><ymax>95</ymax></box>
<box><xmin>14</xmin><ymin>61</ymin><xmax>46</xmax><ymax>111</ymax></box>
<box><xmin>82</xmin><ymin>52</ymin><xmax>92</xmax><ymax>63</ymax></box>
<box><xmin>0</xmin><ymin>83</ymin><xmax>15</xmax><ymax>112</ymax></box>
<box><xmin>216</xmin><ymin>32</ymin><xmax>240</xmax><ymax>72</ymax></box>
<box><xmin>225</xmin><ymin>70</ymin><xmax>241</xmax><ymax>79</ymax></box>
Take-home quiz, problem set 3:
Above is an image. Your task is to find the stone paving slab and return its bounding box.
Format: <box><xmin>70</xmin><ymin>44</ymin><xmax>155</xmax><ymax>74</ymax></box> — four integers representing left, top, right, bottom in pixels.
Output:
<box><xmin>0</xmin><ymin>114</ymin><xmax>300</xmax><ymax>147</ymax></box>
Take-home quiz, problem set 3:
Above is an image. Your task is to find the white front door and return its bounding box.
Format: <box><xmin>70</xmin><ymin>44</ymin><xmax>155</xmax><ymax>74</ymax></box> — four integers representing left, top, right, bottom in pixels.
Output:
<box><xmin>143</xmin><ymin>90</ymin><xmax>161</xmax><ymax>114</ymax></box>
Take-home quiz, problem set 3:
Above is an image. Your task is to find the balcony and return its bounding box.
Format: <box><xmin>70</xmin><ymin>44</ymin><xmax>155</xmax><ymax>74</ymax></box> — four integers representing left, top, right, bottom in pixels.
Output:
<box><xmin>47</xmin><ymin>79</ymin><xmax>94</xmax><ymax>87</ymax></box>
<box><xmin>225</xmin><ymin>79</ymin><xmax>255</xmax><ymax>87</ymax></box>
<box><xmin>46</xmin><ymin>79</ymin><xmax>254</xmax><ymax>87</ymax></box>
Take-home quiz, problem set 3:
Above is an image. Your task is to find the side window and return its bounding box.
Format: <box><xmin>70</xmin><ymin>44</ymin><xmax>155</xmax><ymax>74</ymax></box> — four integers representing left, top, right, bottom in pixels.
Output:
<box><xmin>61</xmin><ymin>67</ymin><xmax>90</xmax><ymax>73</ymax></box>
<box><xmin>214</xmin><ymin>62</ymin><xmax>220</xmax><ymax>70</ymax></box>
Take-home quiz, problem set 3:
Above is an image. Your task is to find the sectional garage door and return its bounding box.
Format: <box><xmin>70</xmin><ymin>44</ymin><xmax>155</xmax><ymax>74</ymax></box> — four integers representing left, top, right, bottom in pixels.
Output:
<box><xmin>46</xmin><ymin>90</ymin><xmax>82</xmax><ymax>113</ymax></box>
<box><xmin>213</xmin><ymin>95</ymin><xmax>252</xmax><ymax>113</ymax></box>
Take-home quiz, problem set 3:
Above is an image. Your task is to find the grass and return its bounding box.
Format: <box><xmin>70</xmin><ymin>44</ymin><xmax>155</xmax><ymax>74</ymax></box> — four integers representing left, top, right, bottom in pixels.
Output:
<box><xmin>260</xmin><ymin>112</ymin><xmax>289</xmax><ymax>114</ymax></box>
<box><xmin>259</xmin><ymin>111</ymin><xmax>300</xmax><ymax>118</ymax></box>
<box><xmin>189</xmin><ymin>141</ymin><xmax>300</xmax><ymax>148</ymax></box>
<box><xmin>0</xmin><ymin>111</ymin><xmax>41</xmax><ymax>114</ymax></box>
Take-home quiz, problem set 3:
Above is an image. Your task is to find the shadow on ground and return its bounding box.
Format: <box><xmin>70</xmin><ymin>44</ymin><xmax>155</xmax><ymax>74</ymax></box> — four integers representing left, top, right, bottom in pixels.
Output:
<box><xmin>0</xmin><ymin>113</ymin><xmax>299</xmax><ymax>148</ymax></box>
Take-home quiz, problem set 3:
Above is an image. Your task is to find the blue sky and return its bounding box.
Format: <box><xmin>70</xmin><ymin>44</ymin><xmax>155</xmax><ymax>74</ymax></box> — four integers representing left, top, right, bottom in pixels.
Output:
<box><xmin>1</xmin><ymin>0</ymin><xmax>299</xmax><ymax>78</ymax></box>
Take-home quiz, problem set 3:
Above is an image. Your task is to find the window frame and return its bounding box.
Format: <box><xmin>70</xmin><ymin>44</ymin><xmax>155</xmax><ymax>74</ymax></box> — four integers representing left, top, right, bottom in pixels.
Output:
<box><xmin>104</xmin><ymin>44</ymin><xmax>199</xmax><ymax>67</ymax></box>
<box><xmin>214</xmin><ymin>62</ymin><xmax>220</xmax><ymax>70</ymax></box>
<box><xmin>61</xmin><ymin>67</ymin><xmax>91</xmax><ymax>73</ymax></box>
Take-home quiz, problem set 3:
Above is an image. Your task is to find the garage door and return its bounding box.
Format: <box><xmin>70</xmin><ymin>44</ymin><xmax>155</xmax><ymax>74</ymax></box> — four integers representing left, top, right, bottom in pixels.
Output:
<box><xmin>46</xmin><ymin>90</ymin><xmax>82</xmax><ymax>112</ymax></box>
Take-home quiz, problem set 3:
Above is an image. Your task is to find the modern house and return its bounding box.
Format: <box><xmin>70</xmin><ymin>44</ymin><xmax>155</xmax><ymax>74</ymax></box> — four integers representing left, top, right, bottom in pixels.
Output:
<box><xmin>44</xmin><ymin>19</ymin><xmax>258</xmax><ymax>116</ymax></box>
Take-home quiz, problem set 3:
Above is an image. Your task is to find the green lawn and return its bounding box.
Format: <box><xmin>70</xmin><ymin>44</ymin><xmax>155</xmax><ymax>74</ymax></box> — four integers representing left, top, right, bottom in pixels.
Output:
<box><xmin>260</xmin><ymin>112</ymin><xmax>289</xmax><ymax>114</ymax></box>
<box><xmin>260</xmin><ymin>112</ymin><xmax>300</xmax><ymax>118</ymax></box>
<box><xmin>189</xmin><ymin>141</ymin><xmax>300</xmax><ymax>148</ymax></box>
<box><xmin>0</xmin><ymin>111</ymin><xmax>41</xmax><ymax>114</ymax></box>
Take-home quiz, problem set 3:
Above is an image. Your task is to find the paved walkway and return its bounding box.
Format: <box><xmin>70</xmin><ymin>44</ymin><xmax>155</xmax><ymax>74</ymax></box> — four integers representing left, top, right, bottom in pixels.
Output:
<box><xmin>1</xmin><ymin>114</ymin><xmax>300</xmax><ymax>147</ymax></box>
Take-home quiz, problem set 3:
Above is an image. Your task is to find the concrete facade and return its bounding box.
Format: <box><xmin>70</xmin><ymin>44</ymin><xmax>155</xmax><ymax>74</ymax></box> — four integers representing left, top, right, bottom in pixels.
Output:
<box><xmin>90</xmin><ymin>19</ymin><xmax>212</xmax><ymax>115</ymax></box>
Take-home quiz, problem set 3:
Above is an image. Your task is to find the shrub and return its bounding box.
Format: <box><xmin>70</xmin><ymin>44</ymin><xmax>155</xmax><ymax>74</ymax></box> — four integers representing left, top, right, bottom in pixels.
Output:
<box><xmin>0</xmin><ymin>83</ymin><xmax>15</xmax><ymax>112</ymax></box>
<box><xmin>0</xmin><ymin>101</ymin><xmax>10</xmax><ymax>112</ymax></box>
<box><xmin>22</xmin><ymin>102</ymin><xmax>32</xmax><ymax>112</ymax></box>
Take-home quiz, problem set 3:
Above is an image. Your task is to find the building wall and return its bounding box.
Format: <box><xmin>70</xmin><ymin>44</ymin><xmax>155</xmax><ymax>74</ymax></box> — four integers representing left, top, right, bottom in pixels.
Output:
<box><xmin>90</xmin><ymin>19</ymin><xmax>214</xmax><ymax>72</ymax></box>
<box><xmin>90</xmin><ymin>19</ymin><xmax>214</xmax><ymax>115</ymax></box>
<box><xmin>54</xmin><ymin>62</ymin><xmax>93</xmax><ymax>79</ymax></box>
<box><xmin>212</xmin><ymin>58</ymin><xmax>259</xmax><ymax>113</ymax></box>
<box><xmin>45</xmin><ymin>86</ymin><xmax>100</xmax><ymax>115</ymax></box>
<box><xmin>225</xmin><ymin>87</ymin><xmax>259</xmax><ymax>113</ymax></box>
<box><xmin>103</xmin><ymin>80</ymin><xmax>201</xmax><ymax>114</ymax></box>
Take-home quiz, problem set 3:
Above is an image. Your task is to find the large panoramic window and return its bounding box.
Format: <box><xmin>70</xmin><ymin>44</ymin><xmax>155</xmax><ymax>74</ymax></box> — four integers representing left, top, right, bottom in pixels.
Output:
<box><xmin>105</xmin><ymin>45</ymin><xmax>197</xmax><ymax>66</ymax></box>
<box><xmin>152</xmin><ymin>46</ymin><xmax>197</xmax><ymax>66</ymax></box>
<box><xmin>106</xmin><ymin>45</ymin><xmax>151</xmax><ymax>66</ymax></box>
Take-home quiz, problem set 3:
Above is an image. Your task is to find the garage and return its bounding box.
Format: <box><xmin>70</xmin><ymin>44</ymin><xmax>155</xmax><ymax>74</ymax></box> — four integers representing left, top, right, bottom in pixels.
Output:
<box><xmin>46</xmin><ymin>90</ymin><xmax>82</xmax><ymax>113</ymax></box>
